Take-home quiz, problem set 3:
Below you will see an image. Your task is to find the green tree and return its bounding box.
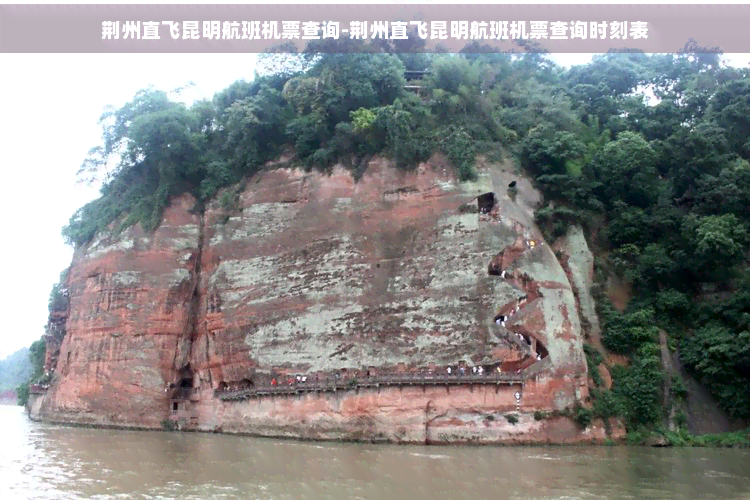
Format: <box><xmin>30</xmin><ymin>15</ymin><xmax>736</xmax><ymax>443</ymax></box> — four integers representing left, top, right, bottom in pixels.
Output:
<box><xmin>52</xmin><ymin>51</ymin><xmax>750</xmax><ymax>423</ymax></box>
<box><xmin>602</xmin><ymin>306</ymin><xmax>660</xmax><ymax>354</ymax></box>
<box><xmin>592</xmin><ymin>131</ymin><xmax>658</xmax><ymax>209</ymax></box>
<box><xmin>618</xmin><ymin>343</ymin><xmax>664</xmax><ymax>429</ymax></box>
<box><xmin>694</xmin><ymin>158</ymin><xmax>750</xmax><ymax>220</ymax></box>
<box><xmin>681</xmin><ymin>213</ymin><xmax>749</xmax><ymax>279</ymax></box>
<box><xmin>682</xmin><ymin>323</ymin><xmax>750</xmax><ymax>419</ymax></box>
<box><xmin>64</xmin><ymin>88</ymin><xmax>208</xmax><ymax>245</ymax></box>
<box><xmin>16</xmin><ymin>338</ymin><xmax>46</xmax><ymax>406</ymax></box>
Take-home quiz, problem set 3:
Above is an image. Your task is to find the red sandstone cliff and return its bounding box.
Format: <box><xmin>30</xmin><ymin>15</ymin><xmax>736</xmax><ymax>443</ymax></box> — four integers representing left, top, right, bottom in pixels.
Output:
<box><xmin>29</xmin><ymin>156</ymin><xmax>623</xmax><ymax>443</ymax></box>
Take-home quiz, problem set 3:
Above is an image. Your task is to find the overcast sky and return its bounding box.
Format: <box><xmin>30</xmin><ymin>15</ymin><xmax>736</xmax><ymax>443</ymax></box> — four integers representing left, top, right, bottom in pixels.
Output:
<box><xmin>0</xmin><ymin>53</ymin><xmax>258</xmax><ymax>359</ymax></box>
<box><xmin>1</xmin><ymin>12</ymin><xmax>750</xmax><ymax>359</ymax></box>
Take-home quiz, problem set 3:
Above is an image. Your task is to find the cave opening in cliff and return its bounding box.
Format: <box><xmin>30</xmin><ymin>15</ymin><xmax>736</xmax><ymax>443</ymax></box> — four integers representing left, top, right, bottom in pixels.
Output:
<box><xmin>177</xmin><ymin>365</ymin><xmax>194</xmax><ymax>389</ymax></box>
<box><xmin>536</xmin><ymin>342</ymin><xmax>549</xmax><ymax>359</ymax></box>
<box><xmin>477</xmin><ymin>192</ymin><xmax>496</xmax><ymax>213</ymax></box>
<box><xmin>488</xmin><ymin>252</ymin><xmax>504</xmax><ymax>276</ymax></box>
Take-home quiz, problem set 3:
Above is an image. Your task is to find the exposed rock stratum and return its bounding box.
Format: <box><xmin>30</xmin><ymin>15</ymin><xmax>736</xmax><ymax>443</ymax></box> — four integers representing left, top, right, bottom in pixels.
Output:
<box><xmin>29</xmin><ymin>156</ymin><xmax>623</xmax><ymax>444</ymax></box>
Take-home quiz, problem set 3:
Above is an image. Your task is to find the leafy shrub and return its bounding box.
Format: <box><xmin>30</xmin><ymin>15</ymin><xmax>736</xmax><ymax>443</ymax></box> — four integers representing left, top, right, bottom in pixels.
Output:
<box><xmin>692</xmin><ymin>430</ymin><xmax>750</xmax><ymax>448</ymax></box>
<box><xmin>583</xmin><ymin>344</ymin><xmax>604</xmax><ymax>367</ymax></box>
<box><xmin>16</xmin><ymin>383</ymin><xmax>29</xmax><ymax>407</ymax></box>
<box><xmin>534</xmin><ymin>204</ymin><xmax>588</xmax><ymax>243</ymax></box>
<box><xmin>48</xmin><ymin>283</ymin><xmax>68</xmax><ymax>313</ymax></box>
<box><xmin>674</xmin><ymin>409</ymin><xmax>689</xmax><ymax>429</ymax></box>
<box><xmin>591</xmin><ymin>388</ymin><xmax>623</xmax><ymax>420</ymax></box>
<box><xmin>161</xmin><ymin>419</ymin><xmax>176</xmax><ymax>431</ymax></box>
<box><xmin>584</xmin><ymin>344</ymin><xmax>606</xmax><ymax>387</ymax></box>
<box><xmin>615</xmin><ymin>344</ymin><xmax>664</xmax><ymax>430</ymax></box>
<box><xmin>670</xmin><ymin>374</ymin><xmax>688</xmax><ymax>401</ymax></box>
<box><xmin>601</xmin><ymin>306</ymin><xmax>659</xmax><ymax>355</ymax></box>
<box><xmin>573</xmin><ymin>404</ymin><xmax>593</xmax><ymax>429</ymax></box>
<box><xmin>438</xmin><ymin>125</ymin><xmax>479</xmax><ymax>181</ymax></box>
<box><xmin>351</xmin><ymin>107</ymin><xmax>377</xmax><ymax>132</ymax></box>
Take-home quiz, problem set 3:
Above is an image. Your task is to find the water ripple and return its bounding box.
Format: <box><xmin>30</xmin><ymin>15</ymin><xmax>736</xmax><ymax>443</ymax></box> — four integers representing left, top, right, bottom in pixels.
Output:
<box><xmin>2</xmin><ymin>406</ymin><xmax>750</xmax><ymax>500</ymax></box>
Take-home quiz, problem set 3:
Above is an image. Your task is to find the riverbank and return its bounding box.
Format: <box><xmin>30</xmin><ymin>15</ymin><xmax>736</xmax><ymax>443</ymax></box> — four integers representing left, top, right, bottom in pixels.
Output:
<box><xmin>25</xmin><ymin>408</ymin><xmax>620</xmax><ymax>447</ymax></box>
<box><xmin>26</xmin><ymin>403</ymin><xmax>749</xmax><ymax>449</ymax></box>
<box><xmin>626</xmin><ymin>428</ymin><xmax>750</xmax><ymax>449</ymax></box>
<box><xmin>28</xmin><ymin>378</ymin><xmax>626</xmax><ymax>446</ymax></box>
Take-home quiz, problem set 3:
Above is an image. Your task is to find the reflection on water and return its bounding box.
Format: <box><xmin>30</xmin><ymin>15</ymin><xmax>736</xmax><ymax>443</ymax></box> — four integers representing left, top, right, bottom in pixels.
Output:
<box><xmin>2</xmin><ymin>405</ymin><xmax>750</xmax><ymax>500</ymax></box>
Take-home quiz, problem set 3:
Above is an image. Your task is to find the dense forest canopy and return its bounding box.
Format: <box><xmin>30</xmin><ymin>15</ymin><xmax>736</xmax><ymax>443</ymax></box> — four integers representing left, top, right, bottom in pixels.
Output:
<box><xmin>56</xmin><ymin>38</ymin><xmax>750</xmax><ymax>433</ymax></box>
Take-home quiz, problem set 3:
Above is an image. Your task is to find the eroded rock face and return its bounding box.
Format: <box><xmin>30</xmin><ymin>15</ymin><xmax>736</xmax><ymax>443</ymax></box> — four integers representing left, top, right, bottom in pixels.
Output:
<box><xmin>37</xmin><ymin>195</ymin><xmax>202</xmax><ymax>427</ymax></box>
<box><xmin>555</xmin><ymin>226</ymin><xmax>601</xmax><ymax>343</ymax></box>
<box><xmin>31</xmin><ymin>157</ymin><xmax>609</xmax><ymax>443</ymax></box>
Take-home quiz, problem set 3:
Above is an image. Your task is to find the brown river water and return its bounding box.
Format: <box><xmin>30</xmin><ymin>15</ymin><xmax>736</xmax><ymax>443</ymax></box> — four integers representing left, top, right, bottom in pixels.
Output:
<box><xmin>2</xmin><ymin>405</ymin><xmax>750</xmax><ymax>500</ymax></box>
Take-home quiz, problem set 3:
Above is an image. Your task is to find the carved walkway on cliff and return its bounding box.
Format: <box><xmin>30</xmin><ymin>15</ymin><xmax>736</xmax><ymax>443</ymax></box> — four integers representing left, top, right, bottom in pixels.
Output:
<box><xmin>482</xmin><ymin>190</ymin><xmax>551</xmax><ymax>373</ymax></box>
<box><xmin>212</xmin><ymin>192</ymin><xmax>553</xmax><ymax>405</ymax></box>
<box><xmin>215</xmin><ymin>372</ymin><xmax>525</xmax><ymax>401</ymax></box>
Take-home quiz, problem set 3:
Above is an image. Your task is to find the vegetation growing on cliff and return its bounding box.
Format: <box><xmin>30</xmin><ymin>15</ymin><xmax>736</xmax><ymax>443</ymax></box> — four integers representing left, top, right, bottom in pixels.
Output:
<box><xmin>16</xmin><ymin>273</ymin><xmax>66</xmax><ymax>406</ymax></box>
<box><xmin>59</xmin><ymin>38</ymin><xmax>750</xmax><ymax>436</ymax></box>
<box><xmin>523</xmin><ymin>44</ymin><xmax>750</xmax><ymax>435</ymax></box>
<box><xmin>15</xmin><ymin>339</ymin><xmax>45</xmax><ymax>407</ymax></box>
<box><xmin>63</xmin><ymin>39</ymin><xmax>523</xmax><ymax>246</ymax></box>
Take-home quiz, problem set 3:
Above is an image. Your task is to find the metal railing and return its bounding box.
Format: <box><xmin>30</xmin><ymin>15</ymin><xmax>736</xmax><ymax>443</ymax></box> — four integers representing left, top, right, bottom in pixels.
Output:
<box><xmin>215</xmin><ymin>372</ymin><xmax>526</xmax><ymax>401</ymax></box>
